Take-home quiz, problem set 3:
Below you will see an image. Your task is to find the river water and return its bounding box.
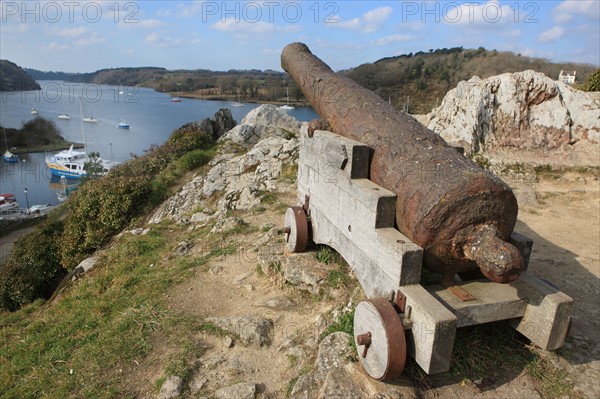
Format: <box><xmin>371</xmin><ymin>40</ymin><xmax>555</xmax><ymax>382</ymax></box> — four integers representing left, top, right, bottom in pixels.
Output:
<box><xmin>0</xmin><ymin>81</ymin><xmax>317</xmax><ymax>206</ymax></box>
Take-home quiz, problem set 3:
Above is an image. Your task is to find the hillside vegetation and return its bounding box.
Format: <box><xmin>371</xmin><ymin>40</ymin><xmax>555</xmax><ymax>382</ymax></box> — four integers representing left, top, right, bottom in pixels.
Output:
<box><xmin>344</xmin><ymin>47</ymin><xmax>598</xmax><ymax>114</ymax></box>
<box><xmin>27</xmin><ymin>66</ymin><xmax>300</xmax><ymax>104</ymax></box>
<box><xmin>25</xmin><ymin>47</ymin><xmax>597</xmax><ymax>113</ymax></box>
<box><xmin>0</xmin><ymin>60</ymin><xmax>41</xmax><ymax>91</ymax></box>
<box><xmin>0</xmin><ymin>125</ymin><xmax>215</xmax><ymax>311</ymax></box>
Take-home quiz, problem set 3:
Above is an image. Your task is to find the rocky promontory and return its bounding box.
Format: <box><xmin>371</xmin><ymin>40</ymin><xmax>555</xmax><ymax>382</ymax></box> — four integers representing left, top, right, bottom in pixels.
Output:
<box><xmin>0</xmin><ymin>60</ymin><xmax>41</xmax><ymax>91</ymax></box>
<box><xmin>424</xmin><ymin>70</ymin><xmax>599</xmax><ymax>165</ymax></box>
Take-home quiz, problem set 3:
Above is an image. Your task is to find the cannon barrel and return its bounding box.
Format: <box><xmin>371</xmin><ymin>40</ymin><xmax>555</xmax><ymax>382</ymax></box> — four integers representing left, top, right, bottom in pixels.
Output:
<box><xmin>282</xmin><ymin>42</ymin><xmax>524</xmax><ymax>283</ymax></box>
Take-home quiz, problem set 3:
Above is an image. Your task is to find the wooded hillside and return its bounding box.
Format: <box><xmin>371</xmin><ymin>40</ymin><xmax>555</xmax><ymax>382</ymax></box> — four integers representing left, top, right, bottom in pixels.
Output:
<box><xmin>0</xmin><ymin>60</ymin><xmax>41</xmax><ymax>91</ymax></box>
<box><xmin>344</xmin><ymin>47</ymin><xmax>597</xmax><ymax>114</ymax></box>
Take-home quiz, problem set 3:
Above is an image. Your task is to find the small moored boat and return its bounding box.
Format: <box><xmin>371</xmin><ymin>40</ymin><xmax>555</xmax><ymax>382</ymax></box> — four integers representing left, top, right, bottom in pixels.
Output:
<box><xmin>118</xmin><ymin>120</ymin><xmax>130</xmax><ymax>129</ymax></box>
<box><xmin>0</xmin><ymin>193</ymin><xmax>19</xmax><ymax>214</ymax></box>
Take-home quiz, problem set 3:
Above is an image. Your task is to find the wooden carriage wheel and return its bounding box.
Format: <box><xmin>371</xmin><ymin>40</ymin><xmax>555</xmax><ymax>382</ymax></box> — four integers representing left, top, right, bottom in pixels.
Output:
<box><xmin>354</xmin><ymin>298</ymin><xmax>406</xmax><ymax>380</ymax></box>
<box><xmin>284</xmin><ymin>207</ymin><xmax>308</xmax><ymax>253</ymax></box>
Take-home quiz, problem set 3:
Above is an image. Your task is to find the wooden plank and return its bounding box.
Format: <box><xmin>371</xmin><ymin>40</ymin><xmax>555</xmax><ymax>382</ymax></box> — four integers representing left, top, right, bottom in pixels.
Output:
<box><xmin>305</xmin><ymin>193</ymin><xmax>422</xmax><ymax>292</ymax></box>
<box><xmin>400</xmin><ymin>284</ymin><xmax>457</xmax><ymax>374</ymax></box>
<box><xmin>309</xmin><ymin>206</ymin><xmax>419</xmax><ymax>297</ymax></box>
<box><xmin>325</xmin><ymin>141</ymin><xmax>348</xmax><ymax>171</ymax></box>
<box><xmin>299</xmin><ymin>130</ymin><xmax>370</xmax><ymax>182</ymax></box>
<box><xmin>509</xmin><ymin>272</ymin><xmax>573</xmax><ymax>350</ymax></box>
<box><xmin>427</xmin><ymin>280</ymin><xmax>528</xmax><ymax>328</ymax></box>
<box><xmin>298</xmin><ymin>129</ymin><xmax>423</xmax><ymax>289</ymax></box>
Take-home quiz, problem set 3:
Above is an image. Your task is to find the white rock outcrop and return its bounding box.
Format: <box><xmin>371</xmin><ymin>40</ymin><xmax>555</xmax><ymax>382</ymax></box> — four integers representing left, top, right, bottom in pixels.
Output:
<box><xmin>149</xmin><ymin>105</ymin><xmax>302</xmax><ymax>224</ymax></box>
<box><xmin>221</xmin><ymin>104</ymin><xmax>301</xmax><ymax>146</ymax></box>
<box><xmin>427</xmin><ymin>70</ymin><xmax>600</xmax><ymax>155</ymax></box>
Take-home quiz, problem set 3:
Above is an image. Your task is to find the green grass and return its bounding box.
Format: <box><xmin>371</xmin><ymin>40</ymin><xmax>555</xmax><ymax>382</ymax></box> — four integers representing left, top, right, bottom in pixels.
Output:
<box><xmin>281</xmin><ymin>163</ymin><xmax>298</xmax><ymax>184</ymax></box>
<box><xmin>0</xmin><ymin>226</ymin><xmax>234</xmax><ymax>398</ymax></box>
<box><xmin>314</xmin><ymin>245</ymin><xmax>339</xmax><ymax>265</ymax></box>
<box><xmin>199</xmin><ymin>322</ymin><xmax>232</xmax><ymax>338</ymax></box>
<box><xmin>314</xmin><ymin>245</ymin><xmax>353</xmax><ymax>289</ymax></box>
<box><xmin>320</xmin><ymin>309</ymin><xmax>355</xmax><ymax>340</ymax></box>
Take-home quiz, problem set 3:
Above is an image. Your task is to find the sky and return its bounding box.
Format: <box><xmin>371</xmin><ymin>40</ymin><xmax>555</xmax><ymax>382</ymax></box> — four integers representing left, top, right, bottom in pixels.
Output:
<box><xmin>1</xmin><ymin>0</ymin><xmax>599</xmax><ymax>73</ymax></box>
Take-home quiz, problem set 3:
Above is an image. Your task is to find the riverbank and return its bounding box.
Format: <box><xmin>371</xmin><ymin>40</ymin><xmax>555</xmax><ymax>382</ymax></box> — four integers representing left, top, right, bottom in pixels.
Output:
<box><xmin>10</xmin><ymin>140</ymin><xmax>84</xmax><ymax>154</ymax></box>
<box><xmin>171</xmin><ymin>91</ymin><xmax>311</xmax><ymax>107</ymax></box>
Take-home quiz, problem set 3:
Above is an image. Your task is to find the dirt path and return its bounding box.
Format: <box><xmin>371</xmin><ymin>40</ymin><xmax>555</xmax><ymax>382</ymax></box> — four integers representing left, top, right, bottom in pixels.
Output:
<box><xmin>0</xmin><ymin>225</ymin><xmax>36</xmax><ymax>263</ymax></box>
<box><xmin>125</xmin><ymin>175</ymin><xmax>599</xmax><ymax>398</ymax></box>
<box><xmin>511</xmin><ymin>176</ymin><xmax>600</xmax><ymax>397</ymax></box>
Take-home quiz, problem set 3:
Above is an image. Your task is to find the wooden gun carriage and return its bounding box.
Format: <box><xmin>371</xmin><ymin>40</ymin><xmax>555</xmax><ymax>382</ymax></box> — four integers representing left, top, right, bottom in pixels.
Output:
<box><xmin>281</xmin><ymin>43</ymin><xmax>573</xmax><ymax>380</ymax></box>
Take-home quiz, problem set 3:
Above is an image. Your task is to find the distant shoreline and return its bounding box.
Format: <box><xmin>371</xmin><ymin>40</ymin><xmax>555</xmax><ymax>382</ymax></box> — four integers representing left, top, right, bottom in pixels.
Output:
<box><xmin>172</xmin><ymin>91</ymin><xmax>311</xmax><ymax>107</ymax></box>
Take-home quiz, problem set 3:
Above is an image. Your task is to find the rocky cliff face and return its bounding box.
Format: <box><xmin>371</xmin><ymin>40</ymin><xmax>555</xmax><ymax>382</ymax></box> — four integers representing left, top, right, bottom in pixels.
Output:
<box><xmin>426</xmin><ymin>71</ymin><xmax>599</xmax><ymax>156</ymax></box>
<box><xmin>0</xmin><ymin>60</ymin><xmax>41</xmax><ymax>91</ymax></box>
<box><xmin>149</xmin><ymin>104</ymin><xmax>301</xmax><ymax>224</ymax></box>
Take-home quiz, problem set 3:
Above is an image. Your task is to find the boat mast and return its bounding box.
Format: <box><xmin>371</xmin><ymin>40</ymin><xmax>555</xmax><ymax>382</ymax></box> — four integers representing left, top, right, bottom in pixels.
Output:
<box><xmin>3</xmin><ymin>128</ymin><xmax>8</xmax><ymax>151</ymax></box>
<box><xmin>79</xmin><ymin>97</ymin><xmax>88</xmax><ymax>157</ymax></box>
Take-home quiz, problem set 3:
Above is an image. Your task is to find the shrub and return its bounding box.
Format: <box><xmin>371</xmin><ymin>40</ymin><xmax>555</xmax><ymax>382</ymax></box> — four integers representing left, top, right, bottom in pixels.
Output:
<box><xmin>0</xmin><ymin>221</ymin><xmax>66</xmax><ymax>311</ymax></box>
<box><xmin>0</xmin><ymin>124</ymin><xmax>217</xmax><ymax>310</ymax></box>
<box><xmin>583</xmin><ymin>68</ymin><xmax>600</xmax><ymax>92</ymax></box>
<box><xmin>60</xmin><ymin>175</ymin><xmax>153</xmax><ymax>268</ymax></box>
<box><xmin>176</xmin><ymin>149</ymin><xmax>213</xmax><ymax>172</ymax></box>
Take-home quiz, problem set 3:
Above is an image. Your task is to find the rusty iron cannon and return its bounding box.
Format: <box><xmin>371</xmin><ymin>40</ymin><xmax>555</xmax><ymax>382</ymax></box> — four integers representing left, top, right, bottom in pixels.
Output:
<box><xmin>281</xmin><ymin>43</ymin><xmax>573</xmax><ymax>381</ymax></box>
<box><xmin>282</xmin><ymin>42</ymin><xmax>523</xmax><ymax>284</ymax></box>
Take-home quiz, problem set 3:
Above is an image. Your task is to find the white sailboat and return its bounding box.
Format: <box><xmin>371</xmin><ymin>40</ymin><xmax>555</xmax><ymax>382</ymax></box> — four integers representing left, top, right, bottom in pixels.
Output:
<box><xmin>2</xmin><ymin>128</ymin><xmax>17</xmax><ymax>163</ymax></box>
<box><xmin>118</xmin><ymin>91</ymin><xmax>130</xmax><ymax>129</ymax></box>
<box><xmin>82</xmin><ymin>102</ymin><xmax>98</xmax><ymax>123</ymax></box>
<box><xmin>279</xmin><ymin>87</ymin><xmax>294</xmax><ymax>110</ymax></box>
<box><xmin>171</xmin><ymin>83</ymin><xmax>182</xmax><ymax>102</ymax></box>
<box><xmin>58</xmin><ymin>97</ymin><xmax>70</xmax><ymax>119</ymax></box>
<box><xmin>231</xmin><ymin>88</ymin><xmax>245</xmax><ymax>107</ymax></box>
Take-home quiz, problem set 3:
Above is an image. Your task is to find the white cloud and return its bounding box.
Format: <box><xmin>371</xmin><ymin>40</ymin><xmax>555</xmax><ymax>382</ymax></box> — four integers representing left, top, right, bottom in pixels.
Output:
<box><xmin>212</xmin><ymin>19</ymin><xmax>300</xmax><ymax>34</ymax></box>
<box><xmin>444</xmin><ymin>0</ymin><xmax>512</xmax><ymax>27</ymax></box>
<box><xmin>44</xmin><ymin>41</ymin><xmax>69</xmax><ymax>51</ymax></box>
<box><xmin>374</xmin><ymin>34</ymin><xmax>412</xmax><ymax>46</ymax></box>
<box><xmin>176</xmin><ymin>2</ymin><xmax>206</xmax><ymax>18</ymax></box>
<box><xmin>116</xmin><ymin>18</ymin><xmax>166</xmax><ymax>29</ymax></box>
<box><xmin>145</xmin><ymin>31</ymin><xmax>185</xmax><ymax>47</ymax></box>
<box><xmin>0</xmin><ymin>24</ymin><xmax>29</xmax><ymax>34</ymax></box>
<box><xmin>553</xmin><ymin>0</ymin><xmax>599</xmax><ymax>24</ymax></box>
<box><xmin>156</xmin><ymin>8</ymin><xmax>172</xmax><ymax>17</ymax></box>
<box><xmin>312</xmin><ymin>38</ymin><xmax>366</xmax><ymax>52</ymax></box>
<box><xmin>47</xmin><ymin>26</ymin><xmax>88</xmax><ymax>38</ymax></box>
<box><xmin>130</xmin><ymin>19</ymin><xmax>166</xmax><ymax>28</ymax></box>
<box><xmin>75</xmin><ymin>32</ymin><xmax>107</xmax><ymax>46</ymax></box>
<box><xmin>538</xmin><ymin>26</ymin><xmax>565</xmax><ymax>43</ymax></box>
<box><xmin>337</xmin><ymin>6</ymin><xmax>393</xmax><ymax>33</ymax></box>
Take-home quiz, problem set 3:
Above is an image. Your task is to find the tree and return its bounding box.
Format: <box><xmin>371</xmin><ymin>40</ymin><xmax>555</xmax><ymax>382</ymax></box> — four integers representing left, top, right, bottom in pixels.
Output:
<box><xmin>84</xmin><ymin>151</ymin><xmax>103</xmax><ymax>178</ymax></box>
<box><xmin>583</xmin><ymin>68</ymin><xmax>600</xmax><ymax>92</ymax></box>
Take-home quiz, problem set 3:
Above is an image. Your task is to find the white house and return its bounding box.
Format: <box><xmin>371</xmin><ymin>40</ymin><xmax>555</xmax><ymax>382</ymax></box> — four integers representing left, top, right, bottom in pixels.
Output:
<box><xmin>558</xmin><ymin>70</ymin><xmax>576</xmax><ymax>84</ymax></box>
